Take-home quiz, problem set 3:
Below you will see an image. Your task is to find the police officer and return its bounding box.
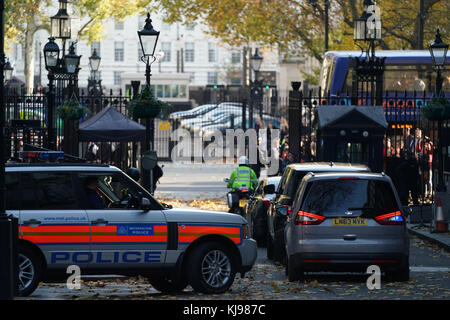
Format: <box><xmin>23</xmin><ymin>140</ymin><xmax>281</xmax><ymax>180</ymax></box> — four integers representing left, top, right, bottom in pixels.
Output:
<box><xmin>227</xmin><ymin>156</ymin><xmax>258</xmax><ymax>192</ymax></box>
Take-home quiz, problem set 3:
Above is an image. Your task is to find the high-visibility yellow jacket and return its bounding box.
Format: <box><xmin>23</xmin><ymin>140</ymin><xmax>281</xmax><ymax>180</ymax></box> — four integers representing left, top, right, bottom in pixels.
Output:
<box><xmin>227</xmin><ymin>165</ymin><xmax>258</xmax><ymax>191</ymax></box>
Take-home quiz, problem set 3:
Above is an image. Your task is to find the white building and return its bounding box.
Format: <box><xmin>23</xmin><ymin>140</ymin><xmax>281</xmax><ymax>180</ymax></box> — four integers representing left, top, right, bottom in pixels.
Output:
<box><xmin>8</xmin><ymin>9</ymin><xmax>318</xmax><ymax>104</ymax></box>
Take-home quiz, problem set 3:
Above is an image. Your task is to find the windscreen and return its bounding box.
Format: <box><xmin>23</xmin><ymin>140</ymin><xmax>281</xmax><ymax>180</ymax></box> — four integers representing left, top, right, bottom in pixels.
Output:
<box><xmin>301</xmin><ymin>179</ymin><xmax>399</xmax><ymax>218</ymax></box>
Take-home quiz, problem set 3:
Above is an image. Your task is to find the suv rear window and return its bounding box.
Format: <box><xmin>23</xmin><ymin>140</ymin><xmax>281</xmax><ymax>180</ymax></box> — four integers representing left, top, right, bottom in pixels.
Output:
<box><xmin>300</xmin><ymin>179</ymin><xmax>399</xmax><ymax>218</ymax></box>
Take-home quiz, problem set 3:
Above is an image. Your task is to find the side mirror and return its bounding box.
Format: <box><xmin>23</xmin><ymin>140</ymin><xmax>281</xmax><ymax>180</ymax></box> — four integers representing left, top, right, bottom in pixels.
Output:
<box><xmin>141</xmin><ymin>197</ymin><xmax>151</xmax><ymax>212</ymax></box>
<box><xmin>276</xmin><ymin>205</ymin><xmax>289</xmax><ymax>216</ymax></box>
<box><xmin>223</xmin><ymin>178</ymin><xmax>229</xmax><ymax>183</ymax></box>
<box><xmin>403</xmin><ymin>206</ymin><xmax>413</xmax><ymax>217</ymax></box>
<box><xmin>263</xmin><ymin>184</ymin><xmax>275</xmax><ymax>194</ymax></box>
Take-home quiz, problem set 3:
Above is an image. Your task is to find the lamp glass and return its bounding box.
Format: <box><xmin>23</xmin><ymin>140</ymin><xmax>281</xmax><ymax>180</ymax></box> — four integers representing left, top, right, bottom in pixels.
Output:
<box><xmin>89</xmin><ymin>50</ymin><xmax>101</xmax><ymax>72</ymax></box>
<box><xmin>4</xmin><ymin>62</ymin><xmax>13</xmax><ymax>82</ymax></box>
<box><xmin>138</xmin><ymin>14</ymin><xmax>160</xmax><ymax>58</ymax></box>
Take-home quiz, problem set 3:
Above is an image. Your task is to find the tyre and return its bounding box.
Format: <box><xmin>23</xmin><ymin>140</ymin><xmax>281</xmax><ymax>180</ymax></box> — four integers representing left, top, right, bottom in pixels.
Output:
<box><xmin>187</xmin><ymin>242</ymin><xmax>237</xmax><ymax>294</ymax></box>
<box><xmin>148</xmin><ymin>276</ymin><xmax>188</xmax><ymax>294</ymax></box>
<box><xmin>386</xmin><ymin>265</ymin><xmax>410</xmax><ymax>282</ymax></box>
<box><xmin>266</xmin><ymin>232</ymin><xmax>274</xmax><ymax>260</ymax></box>
<box><xmin>273</xmin><ymin>231</ymin><xmax>286</xmax><ymax>265</ymax></box>
<box><xmin>252</xmin><ymin>207</ymin><xmax>267</xmax><ymax>247</ymax></box>
<box><xmin>18</xmin><ymin>245</ymin><xmax>44</xmax><ymax>297</ymax></box>
<box><xmin>287</xmin><ymin>256</ymin><xmax>304</xmax><ymax>282</ymax></box>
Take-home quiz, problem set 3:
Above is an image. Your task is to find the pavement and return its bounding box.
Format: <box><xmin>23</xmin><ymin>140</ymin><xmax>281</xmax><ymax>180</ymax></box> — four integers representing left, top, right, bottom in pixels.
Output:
<box><xmin>407</xmin><ymin>223</ymin><xmax>450</xmax><ymax>252</ymax></box>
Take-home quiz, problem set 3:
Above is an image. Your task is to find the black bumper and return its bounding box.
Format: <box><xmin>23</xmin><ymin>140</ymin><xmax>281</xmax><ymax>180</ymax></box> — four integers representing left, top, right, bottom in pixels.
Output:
<box><xmin>289</xmin><ymin>253</ymin><xmax>409</xmax><ymax>272</ymax></box>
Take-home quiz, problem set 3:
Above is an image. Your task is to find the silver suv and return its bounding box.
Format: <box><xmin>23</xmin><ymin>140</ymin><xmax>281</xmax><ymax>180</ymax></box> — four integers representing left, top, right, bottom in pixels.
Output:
<box><xmin>285</xmin><ymin>172</ymin><xmax>409</xmax><ymax>282</ymax></box>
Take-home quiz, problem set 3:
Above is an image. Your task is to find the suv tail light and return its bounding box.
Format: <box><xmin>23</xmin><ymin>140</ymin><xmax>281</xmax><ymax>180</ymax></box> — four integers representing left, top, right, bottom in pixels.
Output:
<box><xmin>374</xmin><ymin>211</ymin><xmax>404</xmax><ymax>225</ymax></box>
<box><xmin>294</xmin><ymin>210</ymin><xmax>325</xmax><ymax>225</ymax></box>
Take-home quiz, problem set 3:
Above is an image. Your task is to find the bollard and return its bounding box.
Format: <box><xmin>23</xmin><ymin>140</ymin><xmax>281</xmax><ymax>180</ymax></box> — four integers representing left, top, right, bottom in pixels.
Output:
<box><xmin>0</xmin><ymin>214</ymin><xmax>15</xmax><ymax>300</ymax></box>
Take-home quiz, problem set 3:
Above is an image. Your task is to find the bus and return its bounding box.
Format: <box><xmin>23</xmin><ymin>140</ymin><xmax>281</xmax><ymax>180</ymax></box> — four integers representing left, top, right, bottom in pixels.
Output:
<box><xmin>320</xmin><ymin>50</ymin><xmax>450</xmax><ymax>96</ymax></box>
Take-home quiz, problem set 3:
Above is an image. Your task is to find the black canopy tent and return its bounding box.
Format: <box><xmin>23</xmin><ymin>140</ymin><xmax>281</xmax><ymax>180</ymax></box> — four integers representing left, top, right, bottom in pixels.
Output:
<box><xmin>78</xmin><ymin>106</ymin><xmax>146</xmax><ymax>142</ymax></box>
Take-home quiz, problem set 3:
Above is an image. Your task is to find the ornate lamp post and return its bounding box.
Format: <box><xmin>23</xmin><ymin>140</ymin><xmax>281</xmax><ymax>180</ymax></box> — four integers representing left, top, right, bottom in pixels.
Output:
<box><xmin>43</xmin><ymin>0</ymin><xmax>81</xmax><ymax>151</ymax></box>
<box><xmin>138</xmin><ymin>13</ymin><xmax>160</xmax><ymax>193</ymax></box>
<box><xmin>428</xmin><ymin>28</ymin><xmax>448</xmax><ymax>192</ymax></box>
<box><xmin>88</xmin><ymin>48</ymin><xmax>102</xmax><ymax>96</ymax></box>
<box><xmin>309</xmin><ymin>0</ymin><xmax>330</xmax><ymax>52</ymax></box>
<box><xmin>352</xmin><ymin>0</ymin><xmax>384</xmax><ymax>105</ymax></box>
<box><xmin>249</xmin><ymin>48</ymin><xmax>264</xmax><ymax>128</ymax></box>
<box><xmin>3</xmin><ymin>59</ymin><xmax>13</xmax><ymax>83</ymax></box>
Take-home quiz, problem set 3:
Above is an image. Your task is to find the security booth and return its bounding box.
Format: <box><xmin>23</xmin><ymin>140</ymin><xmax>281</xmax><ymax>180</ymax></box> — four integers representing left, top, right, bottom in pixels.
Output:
<box><xmin>314</xmin><ymin>105</ymin><xmax>388</xmax><ymax>172</ymax></box>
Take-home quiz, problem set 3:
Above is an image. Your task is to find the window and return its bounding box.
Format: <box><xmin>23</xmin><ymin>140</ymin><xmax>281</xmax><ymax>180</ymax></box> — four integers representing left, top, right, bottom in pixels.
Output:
<box><xmin>185</xmin><ymin>42</ymin><xmax>195</xmax><ymax>62</ymax></box>
<box><xmin>161</xmin><ymin>42</ymin><xmax>171</xmax><ymax>62</ymax></box>
<box><xmin>115</xmin><ymin>41</ymin><xmax>124</xmax><ymax>62</ymax></box>
<box><xmin>208</xmin><ymin>43</ymin><xmax>217</xmax><ymax>63</ymax></box>
<box><xmin>114</xmin><ymin>72</ymin><xmax>123</xmax><ymax>86</ymax></box>
<box><xmin>231</xmin><ymin>51</ymin><xmax>241</xmax><ymax>64</ymax></box>
<box><xmin>20</xmin><ymin>172</ymin><xmax>78</xmax><ymax>210</ymax></box>
<box><xmin>207</xmin><ymin>71</ymin><xmax>218</xmax><ymax>85</ymax></box>
<box><xmin>138</xmin><ymin>15</ymin><xmax>147</xmax><ymax>30</ymax></box>
<box><xmin>164</xmin><ymin>85</ymin><xmax>171</xmax><ymax>98</ymax></box>
<box><xmin>161</xmin><ymin>22</ymin><xmax>171</xmax><ymax>31</ymax></box>
<box><xmin>115</xmin><ymin>21</ymin><xmax>124</xmax><ymax>30</ymax></box>
<box><xmin>78</xmin><ymin>172</ymin><xmax>161</xmax><ymax>210</ymax></box>
<box><xmin>300</xmin><ymin>180</ymin><xmax>399</xmax><ymax>218</ymax></box>
<box><xmin>91</xmin><ymin>42</ymin><xmax>101</xmax><ymax>57</ymax></box>
<box><xmin>186</xmin><ymin>23</ymin><xmax>195</xmax><ymax>31</ymax></box>
<box><xmin>188</xmin><ymin>72</ymin><xmax>195</xmax><ymax>83</ymax></box>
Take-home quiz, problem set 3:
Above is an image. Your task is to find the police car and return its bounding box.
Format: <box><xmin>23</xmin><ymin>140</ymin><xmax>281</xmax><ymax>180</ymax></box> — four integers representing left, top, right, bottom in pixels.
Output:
<box><xmin>6</xmin><ymin>152</ymin><xmax>257</xmax><ymax>296</ymax></box>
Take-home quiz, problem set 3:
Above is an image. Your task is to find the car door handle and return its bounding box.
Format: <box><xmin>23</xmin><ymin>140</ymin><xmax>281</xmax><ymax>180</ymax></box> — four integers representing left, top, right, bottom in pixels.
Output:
<box><xmin>343</xmin><ymin>234</ymin><xmax>357</xmax><ymax>241</ymax></box>
<box><xmin>23</xmin><ymin>219</ymin><xmax>42</xmax><ymax>226</ymax></box>
<box><xmin>92</xmin><ymin>219</ymin><xmax>109</xmax><ymax>226</ymax></box>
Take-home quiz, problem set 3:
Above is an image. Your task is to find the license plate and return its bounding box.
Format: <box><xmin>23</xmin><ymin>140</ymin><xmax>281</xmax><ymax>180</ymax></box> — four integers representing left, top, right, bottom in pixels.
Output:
<box><xmin>239</xmin><ymin>199</ymin><xmax>248</xmax><ymax>207</ymax></box>
<box><xmin>332</xmin><ymin>218</ymin><xmax>368</xmax><ymax>226</ymax></box>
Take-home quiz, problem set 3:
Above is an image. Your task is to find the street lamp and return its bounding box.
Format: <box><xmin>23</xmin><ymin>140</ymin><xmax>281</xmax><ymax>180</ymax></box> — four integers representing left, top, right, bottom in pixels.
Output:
<box><xmin>3</xmin><ymin>59</ymin><xmax>13</xmax><ymax>83</ymax></box>
<box><xmin>428</xmin><ymin>28</ymin><xmax>448</xmax><ymax>193</ymax></box>
<box><xmin>138</xmin><ymin>13</ymin><xmax>159</xmax><ymax>193</ymax></box>
<box><xmin>309</xmin><ymin>0</ymin><xmax>330</xmax><ymax>52</ymax></box>
<box><xmin>429</xmin><ymin>28</ymin><xmax>448</xmax><ymax>95</ymax></box>
<box><xmin>138</xmin><ymin>13</ymin><xmax>160</xmax><ymax>87</ymax></box>
<box><xmin>352</xmin><ymin>0</ymin><xmax>384</xmax><ymax>106</ymax></box>
<box><xmin>89</xmin><ymin>48</ymin><xmax>101</xmax><ymax>73</ymax></box>
<box><xmin>64</xmin><ymin>42</ymin><xmax>81</xmax><ymax>74</ymax></box>
<box><xmin>51</xmin><ymin>0</ymin><xmax>71</xmax><ymax>40</ymax></box>
<box><xmin>249</xmin><ymin>48</ymin><xmax>264</xmax><ymax>128</ymax></box>
<box><xmin>88</xmin><ymin>49</ymin><xmax>102</xmax><ymax>97</ymax></box>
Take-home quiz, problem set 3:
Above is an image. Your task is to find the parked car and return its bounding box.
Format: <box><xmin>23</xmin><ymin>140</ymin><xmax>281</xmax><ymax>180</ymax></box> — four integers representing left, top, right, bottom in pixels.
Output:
<box><xmin>180</xmin><ymin>106</ymin><xmax>242</xmax><ymax>131</ymax></box>
<box><xmin>266</xmin><ymin>162</ymin><xmax>370</xmax><ymax>263</ymax></box>
<box><xmin>284</xmin><ymin>172</ymin><xmax>410</xmax><ymax>282</ymax></box>
<box><xmin>244</xmin><ymin>176</ymin><xmax>281</xmax><ymax>247</ymax></box>
<box><xmin>169</xmin><ymin>104</ymin><xmax>217</xmax><ymax>120</ymax></box>
<box><xmin>7</xmin><ymin>154</ymin><xmax>257</xmax><ymax>296</ymax></box>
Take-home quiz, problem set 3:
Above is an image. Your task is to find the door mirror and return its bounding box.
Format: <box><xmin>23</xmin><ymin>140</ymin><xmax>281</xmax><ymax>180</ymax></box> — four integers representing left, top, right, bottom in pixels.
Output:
<box><xmin>276</xmin><ymin>205</ymin><xmax>289</xmax><ymax>216</ymax></box>
<box><xmin>140</xmin><ymin>197</ymin><xmax>152</xmax><ymax>212</ymax></box>
<box><xmin>403</xmin><ymin>206</ymin><xmax>413</xmax><ymax>217</ymax></box>
<box><xmin>223</xmin><ymin>178</ymin><xmax>229</xmax><ymax>183</ymax></box>
<box><xmin>263</xmin><ymin>184</ymin><xmax>275</xmax><ymax>194</ymax></box>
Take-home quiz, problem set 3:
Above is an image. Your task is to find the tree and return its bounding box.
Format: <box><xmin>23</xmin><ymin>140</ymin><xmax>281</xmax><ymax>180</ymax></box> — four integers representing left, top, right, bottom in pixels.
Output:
<box><xmin>154</xmin><ymin>0</ymin><xmax>449</xmax><ymax>81</ymax></box>
<box><xmin>5</xmin><ymin>0</ymin><xmax>151</xmax><ymax>93</ymax></box>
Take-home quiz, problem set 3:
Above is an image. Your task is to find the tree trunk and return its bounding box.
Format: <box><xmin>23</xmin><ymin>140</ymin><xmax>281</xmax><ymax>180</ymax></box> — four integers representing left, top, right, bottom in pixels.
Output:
<box><xmin>24</xmin><ymin>25</ymin><xmax>36</xmax><ymax>94</ymax></box>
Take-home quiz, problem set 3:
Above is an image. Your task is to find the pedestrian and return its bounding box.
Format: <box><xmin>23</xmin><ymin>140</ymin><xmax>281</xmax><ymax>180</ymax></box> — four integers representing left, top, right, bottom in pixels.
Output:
<box><xmin>281</xmin><ymin>152</ymin><xmax>295</xmax><ymax>174</ymax></box>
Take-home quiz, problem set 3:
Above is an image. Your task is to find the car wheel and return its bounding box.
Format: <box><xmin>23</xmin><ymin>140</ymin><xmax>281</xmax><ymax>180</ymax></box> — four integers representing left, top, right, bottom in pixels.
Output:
<box><xmin>287</xmin><ymin>256</ymin><xmax>304</xmax><ymax>282</ymax></box>
<box><xmin>386</xmin><ymin>265</ymin><xmax>410</xmax><ymax>282</ymax></box>
<box><xmin>266</xmin><ymin>232</ymin><xmax>274</xmax><ymax>260</ymax></box>
<box><xmin>148</xmin><ymin>276</ymin><xmax>188</xmax><ymax>294</ymax></box>
<box><xmin>253</xmin><ymin>208</ymin><xmax>268</xmax><ymax>247</ymax></box>
<box><xmin>18</xmin><ymin>245</ymin><xmax>43</xmax><ymax>297</ymax></box>
<box><xmin>187</xmin><ymin>242</ymin><xmax>237</xmax><ymax>294</ymax></box>
<box><xmin>273</xmin><ymin>232</ymin><xmax>286</xmax><ymax>265</ymax></box>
